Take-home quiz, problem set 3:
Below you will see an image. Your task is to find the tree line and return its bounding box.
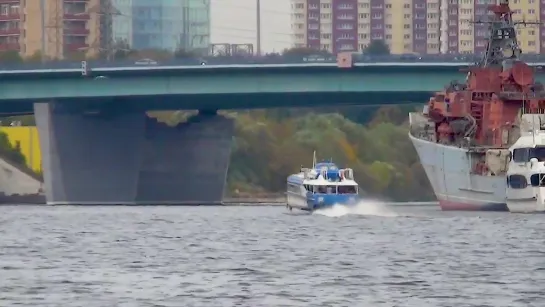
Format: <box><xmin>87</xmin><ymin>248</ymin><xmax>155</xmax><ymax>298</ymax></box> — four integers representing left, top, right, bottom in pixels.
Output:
<box><xmin>228</xmin><ymin>107</ymin><xmax>432</xmax><ymax>201</ymax></box>
<box><xmin>0</xmin><ymin>39</ymin><xmax>392</xmax><ymax>63</ymax></box>
<box><xmin>152</xmin><ymin>106</ymin><xmax>434</xmax><ymax>201</ymax></box>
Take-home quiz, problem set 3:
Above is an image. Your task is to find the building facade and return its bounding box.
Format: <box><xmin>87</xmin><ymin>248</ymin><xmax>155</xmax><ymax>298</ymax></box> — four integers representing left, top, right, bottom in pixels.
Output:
<box><xmin>123</xmin><ymin>0</ymin><xmax>210</xmax><ymax>52</ymax></box>
<box><xmin>110</xmin><ymin>0</ymin><xmax>134</xmax><ymax>48</ymax></box>
<box><xmin>0</xmin><ymin>0</ymin><xmax>211</xmax><ymax>60</ymax></box>
<box><xmin>0</xmin><ymin>0</ymin><xmax>101</xmax><ymax>59</ymax></box>
<box><xmin>291</xmin><ymin>0</ymin><xmax>545</xmax><ymax>55</ymax></box>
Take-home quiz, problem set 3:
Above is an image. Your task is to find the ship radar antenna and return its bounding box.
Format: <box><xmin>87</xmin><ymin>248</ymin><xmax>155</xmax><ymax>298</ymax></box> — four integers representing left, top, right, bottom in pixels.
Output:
<box><xmin>469</xmin><ymin>0</ymin><xmax>530</xmax><ymax>68</ymax></box>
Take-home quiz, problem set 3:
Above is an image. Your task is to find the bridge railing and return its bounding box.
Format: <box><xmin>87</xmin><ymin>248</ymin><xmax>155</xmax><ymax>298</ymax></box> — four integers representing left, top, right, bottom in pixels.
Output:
<box><xmin>1</xmin><ymin>53</ymin><xmax>545</xmax><ymax>71</ymax></box>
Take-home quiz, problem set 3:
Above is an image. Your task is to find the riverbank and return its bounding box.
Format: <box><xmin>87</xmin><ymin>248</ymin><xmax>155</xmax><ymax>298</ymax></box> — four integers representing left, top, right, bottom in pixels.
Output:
<box><xmin>222</xmin><ymin>197</ymin><xmax>286</xmax><ymax>206</ymax></box>
<box><xmin>221</xmin><ymin>198</ymin><xmax>439</xmax><ymax>207</ymax></box>
<box><xmin>0</xmin><ymin>198</ymin><xmax>438</xmax><ymax>207</ymax></box>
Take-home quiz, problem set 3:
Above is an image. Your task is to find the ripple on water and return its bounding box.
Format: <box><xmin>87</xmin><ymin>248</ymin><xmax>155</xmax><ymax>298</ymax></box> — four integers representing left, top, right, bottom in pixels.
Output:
<box><xmin>0</xmin><ymin>205</ymin><xmax>544</xmax><ymax>307</ymax></box>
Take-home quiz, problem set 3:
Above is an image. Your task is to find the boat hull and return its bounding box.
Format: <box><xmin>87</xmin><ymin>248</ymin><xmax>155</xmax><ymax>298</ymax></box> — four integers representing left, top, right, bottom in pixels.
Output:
<box><xmin>409</xmin><ymin>134</ymin><xmax>508</xmax><ymax>212</ymax></box>
<box><xmin>506</xmin><ymin>200</ymin><xmax>545</xmax><ymax>213</ymax></box>
<box><xmin>507</xmin><ymin>186</ymin><xmax>545</xmax><ymax>213</ymax></box>
<box><xmin>286</xmin><ymin>192</ymin><xmax>358</xmax><ymax>211</ymax></box>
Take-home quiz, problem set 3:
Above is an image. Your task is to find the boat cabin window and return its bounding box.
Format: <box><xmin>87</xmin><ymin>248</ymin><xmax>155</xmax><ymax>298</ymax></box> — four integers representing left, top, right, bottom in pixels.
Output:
<box><xmin>512</xmin><ymin>148</ymin><xmax>528</xmax><ymax>162</ymax></box>
<box><xmin>311</xmin><ymin>185</ymin><xmax>358</xmax><ymax>194</ymax></box>
<box><xmin>530</xmin><ymin>147</ymin><xmax>545</xmax><ymax>162</ymax></box>
<box><xmin>530</xmin><ymin>173</ymin><xmax>545</xmax><ymax>187</ymax></box>
<box><xmin>338</xmin><ymin>185</ymin><xmax>358</xmax><ymax>194</ymax></box>
<box><xmin>314</xmin><ymin>185</ymin><xmax>337</xmax><ymax>194</ymax></box>
<box><xmin>507</xmin><ymin>174</ymin><xmax>527</xmax><ymax>189</ymax></box>
<box><xmin>287</xmin><ymin>183</ymin><xmax>300</xmax><ymax>193</ymax></box>
<box><xmin>513</xmin><ymin>147</ymin><xmax>545</xmax><ymax>162</ymax></box>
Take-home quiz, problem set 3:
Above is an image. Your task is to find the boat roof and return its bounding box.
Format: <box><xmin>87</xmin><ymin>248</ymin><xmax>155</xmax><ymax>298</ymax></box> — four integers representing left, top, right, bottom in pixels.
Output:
<box><xmin>315</xmin><ymin>162</ymin><xmax>338</xmax><ymax>171</ymax></box>
<box><xmin>511</xmin><ymin>133</ymin><xmax>545</xmax><ymax>148</ymax></box>
<box><xmin>287</xmin><ymin>173</ymin><xmax>358</xmax><ymax>186</ymax></box>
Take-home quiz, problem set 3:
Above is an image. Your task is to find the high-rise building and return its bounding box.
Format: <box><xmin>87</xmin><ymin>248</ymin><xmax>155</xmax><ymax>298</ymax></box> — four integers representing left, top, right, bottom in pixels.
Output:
<box><xmin>117</xmin><ymin>0</ymin><xmax>210</xmax><ymax>52</ymax></box>
<box><xmin>0</xmin><ymin>0</ymin><xmax>211</xmax><ymax>60</ymax></box>
<box><xmin>291</xmin><ymin>0</ymin><xmax>545</xmax><ymax>55</ymax></box>
<box><xmin>110</xmin><ymin>0</ymin><xmax>133</xmax><ymax>47</ymax></box>
<box><xmin>0</xmin><ymin>0</ymin><xmax>101</xmax><ymax>59</ymax></box>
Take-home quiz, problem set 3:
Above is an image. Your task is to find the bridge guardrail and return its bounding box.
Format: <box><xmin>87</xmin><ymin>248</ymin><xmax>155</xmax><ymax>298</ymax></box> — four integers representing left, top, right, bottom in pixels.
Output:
<box><xmin>1</xmin><ymin>53</ymin><xmax>545</xmax><ymax>71</ymax></box>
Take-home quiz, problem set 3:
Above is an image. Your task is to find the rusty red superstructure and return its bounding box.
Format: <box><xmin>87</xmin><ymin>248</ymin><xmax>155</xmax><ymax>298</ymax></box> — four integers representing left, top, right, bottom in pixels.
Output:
<box><xmin>408</xmin><ymin>0</ymin><xmax>543</xmax><ymax>211</ymax></box>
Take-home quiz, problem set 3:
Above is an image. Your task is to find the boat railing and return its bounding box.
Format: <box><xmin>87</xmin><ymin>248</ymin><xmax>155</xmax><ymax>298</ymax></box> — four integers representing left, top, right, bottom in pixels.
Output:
<box><xmin>340</xmin><ymin>168</ymin><xmax>354</xmax><ymax>180</ymax></box>
<box><xmin>320</xmin><ymin>169</ymin><xmax>327</xmax><ymax>179</ymax></box>
<box><xmin>499</xmin><ymin>91</ymin><xmax>545</xmax><ymax>99</ymax></box>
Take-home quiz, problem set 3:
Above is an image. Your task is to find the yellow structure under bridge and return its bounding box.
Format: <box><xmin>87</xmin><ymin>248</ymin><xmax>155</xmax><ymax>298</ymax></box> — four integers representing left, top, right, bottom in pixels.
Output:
<box><xmin>0</xmin><ymin>126</ymin><xmax>41</xmax><ymax>173</ymax></box>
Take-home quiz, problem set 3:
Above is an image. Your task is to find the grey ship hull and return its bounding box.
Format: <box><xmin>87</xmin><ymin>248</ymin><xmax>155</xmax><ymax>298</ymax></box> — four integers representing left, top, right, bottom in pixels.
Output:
<box><xmin>409</xmin><ymin>134</ymin><xmax>508</xmax><ymax>211</ymax></box>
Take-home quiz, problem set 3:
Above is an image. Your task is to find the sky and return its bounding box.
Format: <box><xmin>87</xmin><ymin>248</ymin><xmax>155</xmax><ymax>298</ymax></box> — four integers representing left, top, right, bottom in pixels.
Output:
<box><xmin>210</xmin><ymin>0</ymin><xmax>292</xmax><ymax>53</ymax></box>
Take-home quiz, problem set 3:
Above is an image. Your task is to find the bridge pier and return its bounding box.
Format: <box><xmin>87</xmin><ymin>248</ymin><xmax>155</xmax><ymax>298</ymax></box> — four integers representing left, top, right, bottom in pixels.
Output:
<box><xmin>34</xmin><ymin>102</ymin><xmax>234</xmax><ymax>205</ymax></box>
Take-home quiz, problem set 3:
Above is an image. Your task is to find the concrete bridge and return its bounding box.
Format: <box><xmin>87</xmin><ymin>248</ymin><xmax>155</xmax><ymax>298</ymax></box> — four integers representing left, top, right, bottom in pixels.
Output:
<box><xmin>2</xmin><ymin>57</ymin><xmax>544</xmax><ymax>206</ymax></box>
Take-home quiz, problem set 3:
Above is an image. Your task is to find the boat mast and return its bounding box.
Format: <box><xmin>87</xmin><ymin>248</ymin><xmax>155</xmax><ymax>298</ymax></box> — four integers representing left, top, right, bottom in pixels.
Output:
<box><xmin>476</xmin><ymin>0</ymin><xmax>522</xmax><ymax>68</ymax></box>
<box><xmin>312</xmin><ymin>150</ymin><xmax>316</xmax><ymax>168</ymax></box>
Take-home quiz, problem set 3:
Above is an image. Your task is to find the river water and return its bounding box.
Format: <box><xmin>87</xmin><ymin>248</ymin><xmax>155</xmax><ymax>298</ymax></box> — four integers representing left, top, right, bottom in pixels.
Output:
<box><xmin>0</xmin><ymin>202</ymin><xmax>544</xmax><ymax>307</ymax></box>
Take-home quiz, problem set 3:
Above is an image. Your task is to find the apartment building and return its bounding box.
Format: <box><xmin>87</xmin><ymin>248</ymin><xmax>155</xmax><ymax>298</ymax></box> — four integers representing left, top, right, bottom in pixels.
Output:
<box><xmin>291</xmin><ymin>0</ymin><xmax>545</xmax><ymax>54</ymax></box>
<box><xmin>0</xmin><ymin>0</ymin><xmax>100</xmax><ymax>59</ymax></box>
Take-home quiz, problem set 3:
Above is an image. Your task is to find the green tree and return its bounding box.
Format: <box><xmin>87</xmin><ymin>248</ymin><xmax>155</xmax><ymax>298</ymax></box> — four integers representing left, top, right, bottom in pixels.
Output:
<box><xmin>0</xmin><ymin>50</ymin><xmax>23</xmax><ymax>63</ymax></box>
<box><xmin>363</xmin><ymin>40</ymin><xmax>390</xmax><ymax>55</ymax></box>
<box><xmin>129</xmin><ymin>49</ymin><xmax>173</xmax><ymax>61</ymax></box>
<box><xmin>65</xmin><ymin>50</ymin><xmax>87</xmax><ymax>61</ymax></box>
<box><xmin>174</xmin><ymin>48</ymin><xmax>200</xmax><ymax>58</ymax></box>
<box><xmin>97</xmin><ymin>40</ymin><xmax>136</xmax><ymax>61</ymax></box>
<box><xmin>25</xmin><ymin>50</ymin><xmax>44</xmax><ymax>63</ymax></box>
<box><xmin>282</xmin><ymin>47</ymin><xmax>332</xmax><ymax>57</ymax></box>
<box><xmin>2</xmin><ymin>115</ymin><xmax>35</xmax><ymax>126</ymax></box>
<box><xmin>0</xmin><ymin>131</ymin><xmax>26</xmax><ymax>165</ymax></box>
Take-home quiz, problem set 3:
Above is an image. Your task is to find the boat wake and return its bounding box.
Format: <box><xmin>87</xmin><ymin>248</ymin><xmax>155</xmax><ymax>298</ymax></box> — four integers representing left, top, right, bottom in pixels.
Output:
<box><xmin>313</xmin><ymin>200</ymin><xmax>398</xmax><ymax>217</ymax></box>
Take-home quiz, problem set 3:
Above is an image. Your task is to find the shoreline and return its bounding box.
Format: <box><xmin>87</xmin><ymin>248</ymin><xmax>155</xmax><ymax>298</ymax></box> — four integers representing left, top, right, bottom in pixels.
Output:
<box><xmin>0</xmin><ymin>199</ymin><xmax>438</xmax><ymax>207</ymax></box>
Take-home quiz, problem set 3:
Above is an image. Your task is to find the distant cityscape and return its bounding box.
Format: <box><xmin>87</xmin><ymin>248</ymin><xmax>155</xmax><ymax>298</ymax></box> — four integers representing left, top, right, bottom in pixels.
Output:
<box><xmin>1</xmin><ymin>0</ymin><xmax>545</xmax><ymax>60</ymax></box>
<box><xmin>290</xmin><ymin>0</ymin><xmax>545</xmax><ymax>55</ymax></box>
<box><xmin>0</xmin><ymin>0</ymin><xmax>210</xmax><ymax>59</ymax></box>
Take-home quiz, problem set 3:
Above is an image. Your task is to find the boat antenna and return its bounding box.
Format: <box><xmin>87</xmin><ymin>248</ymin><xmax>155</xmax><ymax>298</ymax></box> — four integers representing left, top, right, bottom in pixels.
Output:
<box><xmin>312</xmin><ymin>150</ymin><xmax>316</xmax><ymax>168</ymax></box>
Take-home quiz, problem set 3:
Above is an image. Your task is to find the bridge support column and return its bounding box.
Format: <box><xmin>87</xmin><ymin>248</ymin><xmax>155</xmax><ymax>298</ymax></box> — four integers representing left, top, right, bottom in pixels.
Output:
<box><xmin>34</xmin><ymin>103</ymin><xmax>234</xmax><ymax>205</ymax></box>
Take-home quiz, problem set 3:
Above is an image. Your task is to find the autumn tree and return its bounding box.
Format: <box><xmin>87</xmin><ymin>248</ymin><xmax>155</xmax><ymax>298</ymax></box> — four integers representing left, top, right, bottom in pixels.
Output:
<box><xmin>226</xmin><ymin>109</ymin><xmax>433</xmax><ymax>201</ymax></box>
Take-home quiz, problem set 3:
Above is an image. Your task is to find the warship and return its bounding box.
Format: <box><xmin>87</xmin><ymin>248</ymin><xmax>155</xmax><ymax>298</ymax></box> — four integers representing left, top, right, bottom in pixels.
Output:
<box><xmin>408</xmin><ymin>0</ymin><xmax>545</xmax><ymax>211</ymax></box>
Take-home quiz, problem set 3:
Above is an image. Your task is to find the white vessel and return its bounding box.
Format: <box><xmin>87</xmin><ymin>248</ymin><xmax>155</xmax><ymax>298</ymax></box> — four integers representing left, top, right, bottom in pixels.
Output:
<box><xmin>506</xmin><ymin>114</ymin><xmax>545</xmax><ymax>213</ymax></box>
<box><xmin>286</xmin><ymin>152</ymin><xmax>359</xmax><ymax>211</ymax></box>
<box><xmin>409</xmin><ymin>124</ymin><xmax>509</xmax><ymax>211</ymax></box>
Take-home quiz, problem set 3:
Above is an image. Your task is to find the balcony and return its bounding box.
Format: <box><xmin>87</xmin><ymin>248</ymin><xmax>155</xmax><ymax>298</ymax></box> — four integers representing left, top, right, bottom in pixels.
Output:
<box><xmin>65</xmin><ymin>43</ymin><xmax>88</xmax><ymax>51</ymax></box>
<box><xmin>63</xmin><ymin>13</ymin><xmax>90</xmax><ymax>20</ymax></box>
<box><xmin>0</xmin><ymin>42</ymin><xmax>19</xmax><ymax>51</ymax></box>
<box><xmin>0</xmin><ymin>13</ymin><xmax>19</xmax><ymax>20</ymax></box>
<box><xmin>64</xmin><ymin>28</ymin><xmax>89</xmax><ymax>35</ymax></box>
<box><xmin>0</xmin><ymin>28</ymin><xmax>19</xmax><ymax>35</ymax></box>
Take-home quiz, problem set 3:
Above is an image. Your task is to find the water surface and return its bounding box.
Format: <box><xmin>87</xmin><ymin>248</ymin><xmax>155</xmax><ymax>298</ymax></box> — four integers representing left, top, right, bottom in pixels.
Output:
<box><xmin>0</xmin><ymin>202</ymin><xmax>543</xmax><ymax>306</ymax></box>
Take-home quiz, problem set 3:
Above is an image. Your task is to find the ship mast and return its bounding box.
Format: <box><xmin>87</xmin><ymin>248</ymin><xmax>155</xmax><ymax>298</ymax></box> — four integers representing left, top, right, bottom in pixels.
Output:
<box><xmin>476</xmin><ymin>0</ymin><xmax>523</xmax><ymax>68</ymax></box>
